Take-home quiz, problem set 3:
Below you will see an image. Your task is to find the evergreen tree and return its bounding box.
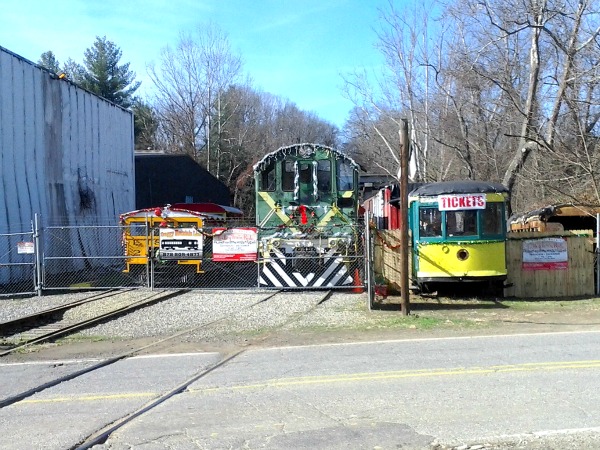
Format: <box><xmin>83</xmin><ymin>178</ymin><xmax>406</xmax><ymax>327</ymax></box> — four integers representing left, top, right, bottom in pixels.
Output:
<box><xmin>38</xmin><ymin>51</ymin><xmax>61</xmax><ymax>73</ymax></box>
<box><xmin>131</xmin><ymin>98</ymin><xmax>159</xmax><ymax>150</ymax></box>
<box><xmin>79</xmin><ymin>36</ymin><xmax>141</xmax><ymax>108</ymax></box>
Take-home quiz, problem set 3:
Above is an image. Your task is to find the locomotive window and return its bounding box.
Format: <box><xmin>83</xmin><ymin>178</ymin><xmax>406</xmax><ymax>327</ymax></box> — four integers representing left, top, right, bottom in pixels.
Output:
<box><xmin>317</xmin><ymin>160</ymin><xmax>331</xmax><ymax>192</ymax></box>
<box><xmin>419</xmin><ymin>207</ymin><xmax>442</xmax><ymax>238</ymax></box>
<box><xmin>282</xmin><ymin>160</ymin><xmax>295</xmax><ymax>191</ymax></box>
<box><xmin>260</xmin><ymin>161</ymin><xmax>276</xmax><ymax>191</ymax></box>
<box><xmin>337</xmin><ymin>160</ymin><xmax>354</xmax><ymax>190</ymax></box>
<box><xmin>299</xmin><ymin>162</ymin><xmax>312</xmax><ymax>183</ymax></box>
<box><xmin>446</xmin><ymin>210</ymin><xmax>477</xmax><ymax>237</ymax></box>
<box><xmin>483</xmin><ymin>202</ymin><xmax>504</xmax><ymax>236</ymax></box>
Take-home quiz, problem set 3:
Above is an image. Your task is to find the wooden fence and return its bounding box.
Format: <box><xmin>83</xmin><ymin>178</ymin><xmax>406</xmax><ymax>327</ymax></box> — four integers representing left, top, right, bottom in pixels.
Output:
<box><xmin>373</xmin><ymin>229</ymin><xmax>595</xmax><ymax>298</ymax></box>
<box><xmin>505</xmin><ymin>230</ymin><xmax>594</xmax><ymax>298</ymax></box>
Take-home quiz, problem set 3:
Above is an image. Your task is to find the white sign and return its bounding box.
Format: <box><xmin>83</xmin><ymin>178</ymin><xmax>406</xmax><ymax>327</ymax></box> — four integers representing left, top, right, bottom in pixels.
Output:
<box><xmin>522</xmin><ymin>237</ymin><xmax>568</xmax><ymax>270</ymax></box>
<box><xmin>159</xmin><ymin>228</ymin><xmax>203</xmax><ymax>259</ymax></box>
<box><xmin>17</xmin><ymin>242</ymin><xmax>35</xmax><ymax>254</ymax></box>
<box><xmin>213</xmin><ymin>228</ymin><xmax>258</xmax><ymax>262</ymax></box>
<box><xmin>438</xmin><ymin>194</ymin><xmax>486</xmax><ymax>211</ymax></box>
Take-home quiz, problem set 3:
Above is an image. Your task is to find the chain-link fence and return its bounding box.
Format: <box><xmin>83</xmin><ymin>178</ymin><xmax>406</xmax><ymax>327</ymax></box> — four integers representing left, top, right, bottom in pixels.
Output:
<box><xmin>0</xmin><ymin>218</ymin><xmax>368</xmax><ymax>294</ymax></box>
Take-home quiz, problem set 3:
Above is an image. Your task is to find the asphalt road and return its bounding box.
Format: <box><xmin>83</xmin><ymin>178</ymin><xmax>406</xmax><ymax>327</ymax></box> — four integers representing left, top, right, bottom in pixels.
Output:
<box><xmin>1</xmin><ymin>330</ymin><xmax>599</xmax><ymax>449</ymax></box>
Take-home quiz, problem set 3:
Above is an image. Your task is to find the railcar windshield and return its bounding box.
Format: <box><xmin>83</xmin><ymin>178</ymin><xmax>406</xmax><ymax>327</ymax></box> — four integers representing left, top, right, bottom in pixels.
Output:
<box><xmin>127</xmin><ymin>224</ymin><xmax>147</xmax><ymax>237</ymax></box>
<box><xmin>483</xmin><ymin>202</ymin><xmax>504</xmax><ymax>235</ymax></box>
<box><xmin>259</xmin><ymin>161</ymin><xmax>276</xmax><ymax>191</ymax></box>
<box><xmin>337</xmin><ymin>160</ymin><xmax>354</xmax><ymax>190</ymax></box>
<box><xmin>446</xmin><ymin>210</ymin><xmax>477</xmax><ymax>237</ymax></box>
<box><xmin>416</xmin><ymin>201</ymin><xmax>505</xmax><ymax>239</ymax></box>
<box><xmin>419</xmin><ymin>207</ymin><xmax>442</xmax><ymax>237</ymax></box>
<box><xmin>282</xmin><ymin>160</ymin><xmax>295</xmax><ymax>191</ymax></box>
<box><xmin>317</xmin><ymin>160</ymin><xmax>331</xmax><ymax>192</ymax></box>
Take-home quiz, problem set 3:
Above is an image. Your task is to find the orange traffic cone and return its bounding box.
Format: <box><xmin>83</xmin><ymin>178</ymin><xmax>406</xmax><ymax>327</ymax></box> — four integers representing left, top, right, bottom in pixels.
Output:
<box><xmin>352</xmin><ymin>268</ymin><xmax>364</xmax><ymax>293</ymax></box>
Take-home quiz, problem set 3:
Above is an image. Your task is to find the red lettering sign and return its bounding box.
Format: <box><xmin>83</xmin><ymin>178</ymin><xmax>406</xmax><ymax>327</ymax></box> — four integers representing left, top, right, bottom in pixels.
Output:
<box><xmin>438</xmin><ymin>194</ymin><xmax>486</xmax><ymax>211</ymax></box>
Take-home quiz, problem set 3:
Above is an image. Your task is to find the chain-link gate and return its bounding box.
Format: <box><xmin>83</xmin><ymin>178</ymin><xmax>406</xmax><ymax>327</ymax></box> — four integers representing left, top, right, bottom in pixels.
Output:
<box><xmin>42</xmin><ymin>224</ymin><xmax>135</xmax><ymax>290</ymax></box>
<box><xmin>0</xmin><ymin>222</ymin><xmax>38</xmax><ymax>297</ymax></box>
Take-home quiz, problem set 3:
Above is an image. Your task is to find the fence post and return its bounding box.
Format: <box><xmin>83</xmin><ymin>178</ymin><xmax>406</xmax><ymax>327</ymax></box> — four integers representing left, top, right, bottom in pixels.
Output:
<box><xmin>34</xmin><ymin>213</ymin><xmax>43</xmax><ymax>297</ymax></box>
<box><xmin>594</xmin><ymin>214</ymin><xmax>600</xmax><ymax>295</ymax></box>
<box><xmin>365</xmin><ymin>214</ymin><xmax>374</xmax><ymax>310</ymax></box>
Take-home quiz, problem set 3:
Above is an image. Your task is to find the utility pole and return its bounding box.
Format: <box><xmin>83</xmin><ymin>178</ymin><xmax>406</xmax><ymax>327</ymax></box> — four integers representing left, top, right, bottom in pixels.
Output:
<box><xmin>400</xmin><ymin>119</ymin><xmax>410</xmax><ymax>315</ymax></box>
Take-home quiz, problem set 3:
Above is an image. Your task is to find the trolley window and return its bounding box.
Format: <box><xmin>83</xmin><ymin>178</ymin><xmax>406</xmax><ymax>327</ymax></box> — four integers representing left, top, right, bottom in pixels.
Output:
<box><xmin>317</xmin><ymin>160</ymin><xmax>331</xmax><ymax>192</ymax></box>
<box><xmin>282</xmin><ymin>160</ymin><xmax>295</xmax><ymax>191</ymax></box>
<box><xmin>483</xmin><ymin>202</ymin><xmax>504</xmax><ymax>236</ymax></box>
<box><xmin>446</xmin><ymin>210</ymin><xmax>477</xmax><ymax>237</ymax></box>
<box><xmin>419</xmin><ymin>207</ymin><xmax>442</xmax><ymax>238</ymax></box>
<box><xmin>337</xmin><ymin>160</ymin><xmax>354</xmax><ymax>190</ymax></box>
<box><xmin>259</xmin><ymin>161</ymin><xmax>276</xmax><ymax>191</ymax></box>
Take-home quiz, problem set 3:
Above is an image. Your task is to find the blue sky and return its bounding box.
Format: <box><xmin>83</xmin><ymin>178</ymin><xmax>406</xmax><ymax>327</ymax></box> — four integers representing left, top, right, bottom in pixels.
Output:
<box><xmin>1</xmin><ymin>0</ymin><xmax>395</xmax><ymax>128</ymax></box>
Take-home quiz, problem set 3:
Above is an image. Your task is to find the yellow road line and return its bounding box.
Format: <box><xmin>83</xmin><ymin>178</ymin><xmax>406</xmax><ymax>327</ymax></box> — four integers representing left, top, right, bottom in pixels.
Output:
<box><xmin>19</xmin><ymin>392</ymin><xmax>156</xmax><ymax>404</ymax></box>
<box><xmin>15</xmin><ymin>360</ymin><xmax>600</xmax><ymax>405</ymax></box>
<box><xmin>191</xmin><ymin>360</ymin><xmax>600</xmax><ymax>393</ymax></box>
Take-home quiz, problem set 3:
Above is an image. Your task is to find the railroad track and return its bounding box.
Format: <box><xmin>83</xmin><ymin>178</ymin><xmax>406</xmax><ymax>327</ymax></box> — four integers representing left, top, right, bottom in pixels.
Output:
<box><xmin>0</xmin><ymin>289</ymin><xmax>332</xmax><ymax>426</ymax></box>
<box><xmin>0</xmin><ymin>289</ymin><xmax>188</xmax><ymax>357</ymax></box>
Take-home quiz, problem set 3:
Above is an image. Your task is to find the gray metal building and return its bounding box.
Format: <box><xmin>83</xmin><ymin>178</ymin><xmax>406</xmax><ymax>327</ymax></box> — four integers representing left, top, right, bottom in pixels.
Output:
<box><xmin>0</xmin><ymin>46</ymin><xmax>135</xmax><ymax>284</ymax></box>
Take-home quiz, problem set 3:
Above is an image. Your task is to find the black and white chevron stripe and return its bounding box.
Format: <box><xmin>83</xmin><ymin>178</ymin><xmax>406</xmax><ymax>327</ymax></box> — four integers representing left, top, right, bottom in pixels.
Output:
<box><xmin>259</xmin><ymin>247</ymin><xmax>354</xmax><ymax>288</ymax></box>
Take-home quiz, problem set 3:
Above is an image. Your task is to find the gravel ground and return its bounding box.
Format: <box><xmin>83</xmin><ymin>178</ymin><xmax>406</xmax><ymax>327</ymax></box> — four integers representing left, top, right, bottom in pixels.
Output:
<box><xmin>0</xmin><ymin>289</ymin><xmax>371</xmax><ymax>344</ymax></box>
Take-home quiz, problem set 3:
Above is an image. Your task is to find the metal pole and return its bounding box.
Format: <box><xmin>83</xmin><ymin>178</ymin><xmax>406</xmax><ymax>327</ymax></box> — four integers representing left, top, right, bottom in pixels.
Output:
<box><xmin>34</xmin><ymin>213</ymin><xmax>43</xmax><ymax>297</ymax></box>
<box><xmin>399</xmin><ymin>120</ymin><xmax>410</xmax><ymax>315</ymax></box>
<box><xmin>596</xmin><ymin>214</ymin><xmax>600</xmax><ymax>295</ymax></box>
<box><xmin>365</xmin><ymin>213</ymin><xmax>373</xmax><ymax>311</ymax></box>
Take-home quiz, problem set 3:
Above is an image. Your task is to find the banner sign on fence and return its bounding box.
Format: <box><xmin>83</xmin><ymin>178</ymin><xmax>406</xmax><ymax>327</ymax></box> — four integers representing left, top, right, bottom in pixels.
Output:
<box><xmin>159</xmin><ymin>228</ymin><xmax>203</xmax><ymax>259</ymax></box>
<box><xmin>17</xmin><ymin>242</ymin><xmax>35</xmax><ymax>254</ymax></box>
<box><xmin>522</xmin><ymin>237</ymin><xmax>568</xmax><ymax>270</ymax></box>
<box><xmin>213</xmin><ymin>227</ymin><xmax>258</xmax><ymax>262</ymax></box>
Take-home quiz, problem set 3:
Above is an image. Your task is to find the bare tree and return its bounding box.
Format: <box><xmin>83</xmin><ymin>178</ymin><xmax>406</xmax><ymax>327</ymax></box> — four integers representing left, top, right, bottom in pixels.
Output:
<box><xmin>148</xmin><ymin>23</ymin><xmax>242</xmax><ymax>170</ymax></box>
<box><xmin>351</xmin><ymin>0</ymin><xmax>600</xmax><ymax>214</ymax></box>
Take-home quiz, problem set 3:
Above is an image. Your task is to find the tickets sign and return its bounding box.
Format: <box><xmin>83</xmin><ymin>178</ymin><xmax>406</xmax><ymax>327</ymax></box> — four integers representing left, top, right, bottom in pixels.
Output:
<box><xmin>213</xmin><ymin>227</ymin><xmax>258</xmax><ymax>262</ymax></box>
<box><xmin>438</xmin><ymin>194</ymin><xmax>486</xmax><ymax>211</ymax></box>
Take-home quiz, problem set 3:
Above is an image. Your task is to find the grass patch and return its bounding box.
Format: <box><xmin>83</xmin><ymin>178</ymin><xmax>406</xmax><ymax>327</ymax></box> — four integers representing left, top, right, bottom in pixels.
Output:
<box><xmin>500</xmin><ymin>297</ymin><xmax>600</xmax><ymax>311</ymax></box>
<box><xmin>374</xmin><ymin>314</ymin><xmax>483</xmax><ymax>330</ymax></box>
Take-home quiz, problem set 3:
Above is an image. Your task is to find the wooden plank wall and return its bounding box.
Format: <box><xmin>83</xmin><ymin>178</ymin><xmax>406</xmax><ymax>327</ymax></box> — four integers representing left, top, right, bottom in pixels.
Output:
<box><xmin>374</xmin><ymin>229</ymin><xmax>595</xmax><ymax>298</ymax></box>
<box><xmin>506</xmin><ymin>230</ymin><xmax>594</xmax><ymax>298</ymax></box>
<box><xmin>373</xmin><ymin>229</ymin><xmax>407</xmax><ymax>291</ymax></box>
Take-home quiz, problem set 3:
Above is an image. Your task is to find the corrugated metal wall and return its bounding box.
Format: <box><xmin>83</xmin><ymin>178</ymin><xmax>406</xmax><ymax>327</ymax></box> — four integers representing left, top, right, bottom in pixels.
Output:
<box><xmin>0</xmin><ymin>46</ymin><xmax>135</xmax><ymax>282</ymax></box>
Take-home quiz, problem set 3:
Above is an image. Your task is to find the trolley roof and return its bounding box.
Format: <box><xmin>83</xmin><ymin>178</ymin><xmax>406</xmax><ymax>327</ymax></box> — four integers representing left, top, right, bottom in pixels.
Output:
<box><xmin>409</xmin><ymin>180</ymin><xmax>509</xmax><ymax>197</ymax></box>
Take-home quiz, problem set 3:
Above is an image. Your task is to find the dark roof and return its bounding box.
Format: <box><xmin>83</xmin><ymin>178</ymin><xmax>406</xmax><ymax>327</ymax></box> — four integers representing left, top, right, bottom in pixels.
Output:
<box><xmin>135</xmin><ymin>153</ymin><xmax>231</xmax><ymax>209</ymax></box>
<box><xmin>410</xmin><ymin>180</ymin><xmax>509</xmax><ymax>197</ymax></box>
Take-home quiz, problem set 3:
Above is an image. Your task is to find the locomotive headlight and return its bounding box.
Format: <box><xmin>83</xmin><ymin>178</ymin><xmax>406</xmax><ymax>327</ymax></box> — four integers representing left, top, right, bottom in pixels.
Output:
<box><xmin>272</xmin><ymin>240</ymin><xmax>281</xmax><ymax>248</ymax></box>
<box><xmin>328</xmin><ymin>238</ymin><xmax>337</xmax><ymax>248</ymax></box>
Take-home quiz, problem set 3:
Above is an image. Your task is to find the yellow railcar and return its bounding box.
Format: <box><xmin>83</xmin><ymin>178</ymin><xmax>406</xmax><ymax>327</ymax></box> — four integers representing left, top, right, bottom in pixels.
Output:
<box><xmin>120</xmin><ymin>206</ymin><xmax>207</xmax><ymax>275</ymax></box>
<box><xmin>409</xmin><ymin>181</ymin><xmax>509</xmax><ymax>295</ymax></box>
